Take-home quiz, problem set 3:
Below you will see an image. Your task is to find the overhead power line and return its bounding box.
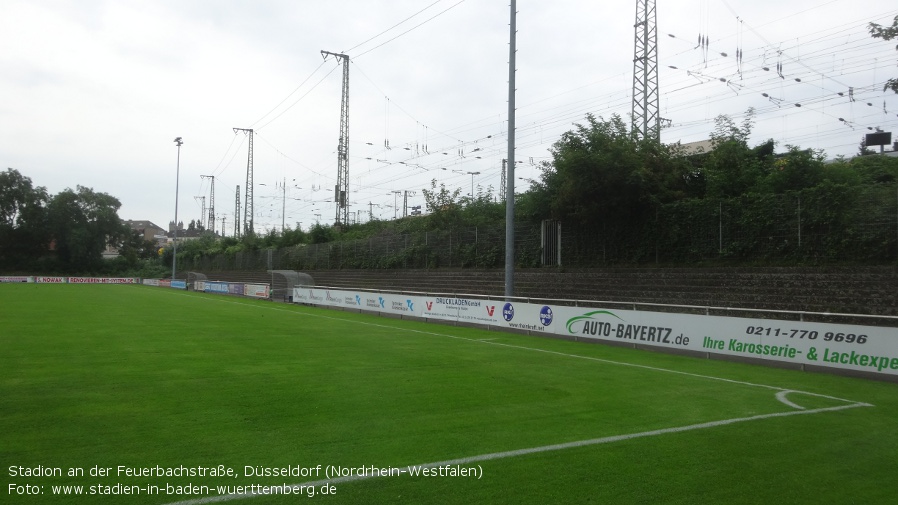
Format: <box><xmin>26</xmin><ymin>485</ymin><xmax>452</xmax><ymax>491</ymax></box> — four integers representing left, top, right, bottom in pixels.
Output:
<box><xmin>353</xmin><ymin>0</ymin><xmax>467</xmax><ymax>59</ymax></box>
<box><xmin>250</xmin><ymin>60</ymin><xmax>327</xmax><ymax>130</ymax></box>
<box><xmin>343</xmin><ymin>0</ymin><xmax>444</xmax><ymax>54</ymax></box>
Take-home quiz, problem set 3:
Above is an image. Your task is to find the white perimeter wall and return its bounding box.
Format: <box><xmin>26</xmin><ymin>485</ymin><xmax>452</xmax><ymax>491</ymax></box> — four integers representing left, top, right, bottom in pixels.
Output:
<box><xmin>293</xmin><ymin>287</ymin><xmax>898</xmax><ymax>378</ymax></box>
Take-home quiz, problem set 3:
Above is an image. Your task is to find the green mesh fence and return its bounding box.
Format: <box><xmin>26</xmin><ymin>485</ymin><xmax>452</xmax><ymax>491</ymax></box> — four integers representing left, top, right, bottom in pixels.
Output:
<box><xmin>178</xmin><ymin>184</ymin><xmax>897</xmax><ymax>271</ymax></box>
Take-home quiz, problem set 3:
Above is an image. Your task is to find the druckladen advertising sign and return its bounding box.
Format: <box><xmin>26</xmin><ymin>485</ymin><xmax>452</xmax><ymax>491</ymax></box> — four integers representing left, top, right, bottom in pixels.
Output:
<box><xmin>420</xmin><ymin>296</ymin><xmax>497</xmax><ymax>325</ymax></box>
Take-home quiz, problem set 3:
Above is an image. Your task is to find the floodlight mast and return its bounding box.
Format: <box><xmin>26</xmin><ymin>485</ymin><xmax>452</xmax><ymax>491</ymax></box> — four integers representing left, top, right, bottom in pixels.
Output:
<box><xmin>172</xmin><ymin>137</ymin><xmax>183</xmax><ymax>281</ymax></box>
<box><xmin>505</xmin><ymin>1</ymin><xmax>517</xmax><ymax>298</ymax></box>
<box><xmin>321</xmin><ymin>50</ymin><xmax>350</xmax><ymax>226</ymax></box>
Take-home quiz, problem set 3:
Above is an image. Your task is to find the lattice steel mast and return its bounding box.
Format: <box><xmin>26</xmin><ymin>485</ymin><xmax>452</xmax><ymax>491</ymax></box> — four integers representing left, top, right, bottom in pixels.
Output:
<box><xmin>233</xmin><ymin>128</ymin><xmax>254</xmax><ymax>235</ymax></box>
<box><xmin>321</xmin><ymin>50</ymin><xmax>350</xmax><ymax>226</ymax></box>
<box><xmin>631</xmin><ymin>0</ymin><xmax>660</xmax><ymax>142</ymax></box>
<box><xmin>201</xmin><ymin>175</ymin><xmax>215</xmax><ymax>234</ymax></box>
<box><xmin>234</xmin><ymin>185</ymin><xmax>241</xmax><ymax>238</ymax></box>
<box><xmin>194</xmin><ymin>196</ymin><xmax>205</xmax><ymax>228</ymax></box>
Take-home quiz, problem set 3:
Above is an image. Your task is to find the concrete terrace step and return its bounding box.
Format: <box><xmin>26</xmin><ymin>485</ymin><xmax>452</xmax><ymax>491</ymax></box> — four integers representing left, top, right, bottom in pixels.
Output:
<box><xmin>297</xmin><ymin>267</ymin><xmax>897</xmax><ymax>316</ymax></box>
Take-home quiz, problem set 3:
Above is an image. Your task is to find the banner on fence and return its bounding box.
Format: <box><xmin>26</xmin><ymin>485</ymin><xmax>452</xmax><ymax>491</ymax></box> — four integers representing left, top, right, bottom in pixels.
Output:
<box><xmin>0</xmin><ymin>276</ymin><xmax>32</xmax><ymax>283</ymax></box>
<box><xmin>171</xmin><ymin>280</ymin><xmax>187</xmax><ymax>289</ymax></box>
<box><xmin>293</xmin><ymin>288</ymin><xmax>421</xmax><ymax>317</ymax></box>
<box><xmin>293</xmin><ymin>288</ymin><xmax>898</xmax><ymax>377</ymax></box>
<box><xmin>559</xmin><ymin>305</ymin><xmax>897</xmax><ymax>375</ymax></box>
<box><xmin>228</xmin><ymin>283</ymin><xmax>245</xmax><ymax>295</ymax></box>
<box><xmin>205</xmin><ymin>281</ymin><xmax>229</xmax><ymax>294</ymax></box>
<box><xmin>244</xmin><ymin>284</ymin><xmax>270</xmax><ymax>299</ymax></box>
<box><xmin>35</xmin><ymin>277</ymin><xmax>66</xmax><ymax>283</ymax></box>
<box><xmin>143</xmin><ymin>279</ymin><xmax>160</xmax><ymax>286</ymax></box>
<box><xmin>194</xmin><ymin>280</ymin><xmax>205</xmax><ymax>291</ymax></box>
<box><xmin>68</xmin><ymin>277</ymin><xmax>137</xmax><ymax>284</ymax></box>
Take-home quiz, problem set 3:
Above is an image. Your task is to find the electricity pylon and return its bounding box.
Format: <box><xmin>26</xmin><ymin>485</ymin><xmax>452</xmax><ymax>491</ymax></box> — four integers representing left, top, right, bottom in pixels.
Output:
<box><xmin>234</xmin><ymin>185</ymin><xmax>241</xmax><ymax>238</ymax></box>
<box><xmin>194</xmin><ymin>196</ymin><xmax>206</xmax><ymax>229</ymax></box>
<box><xmin>321</xmin><ymin>50</ymin><xmax>350</xmax><ymax>226</ymax></box>
<box><xmin>233</xmin><ymin>128</ymin><xmax>254</xmax><ymax>235</ymax></box>
<box><xmin>201</xmin><ymin>175</ymin><xmax>215</xmax><ymax>234</ymax></box>
<box><xmin>631</xmin><ymin>0</ymin><xmax>660</xmax><ymax>142</ymax></box>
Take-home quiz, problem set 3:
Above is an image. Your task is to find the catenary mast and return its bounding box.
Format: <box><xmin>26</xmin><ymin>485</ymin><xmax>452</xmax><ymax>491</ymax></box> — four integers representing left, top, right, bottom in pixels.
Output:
<box><xmin>631</xmin><ymin>0</ymin><xmax>660</xmax><ymax>141</ymax></box>
<box><xmin>321</xmin><ymin>50</ymin><xmax>350</xmax><ymax>226</ymax></box>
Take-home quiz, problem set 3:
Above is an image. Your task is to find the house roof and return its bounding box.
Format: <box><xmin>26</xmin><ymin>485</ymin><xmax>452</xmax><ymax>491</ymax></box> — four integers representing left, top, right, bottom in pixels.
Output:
<box><xmin>676</xmin><ymin>139</ymin><xmax>714</xmax><ymax>156</ymax></box>
<box><xmin>124</xmin><ymin>220</ymin><xmax>166</xmax><ymax>231</ymax></box>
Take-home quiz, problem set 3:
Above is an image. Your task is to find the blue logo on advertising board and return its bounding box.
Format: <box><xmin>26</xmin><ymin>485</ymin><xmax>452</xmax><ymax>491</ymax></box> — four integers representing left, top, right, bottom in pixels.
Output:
<box><xmin>503</xmin><ymin>302</ymin><xmax>515</xmax><ymax>322</ymax></box>
<box><xmin>356</xmin><ymin>295</ymin><xmax>361</xmax><ymax>305</ymax></box>
<box><xmin>540</xmin><ymin>306</ymin><xmax>554</xmax><ymax>326</ymax></box>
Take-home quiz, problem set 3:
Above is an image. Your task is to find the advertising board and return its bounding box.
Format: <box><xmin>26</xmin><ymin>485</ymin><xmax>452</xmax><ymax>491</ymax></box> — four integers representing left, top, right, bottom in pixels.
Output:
<box><xmin>292</xmin><ymin>288</ymin><xmax>898</xmax><ymax>377</ymax></box>
<box><xmin>205</xmin><ymin>281</ymin><xmax>229</xmax><ymax>294</ymax></box>
<box><xmin>68</xmin><ymin>277</ymin><xmax>137</xmax><ymax>284</ymax></box>
<box><xmin>293</xmin><ymin>288</ymin><xmax>420</xmax><ymax>316</ymax></box>
<box><xmin>244</xmin><ymin>284</ymin><xmax>270</xmax><ymax>299</ymax></box>
<box><xmin>555</xmin><ymin>305</ymin><xmax>898</xmax><ymax>376</ymax></box>
<box><xmin>35</xmin><ymin>277</ymin><xmax>66</xmax><ymax>283</ymax></box>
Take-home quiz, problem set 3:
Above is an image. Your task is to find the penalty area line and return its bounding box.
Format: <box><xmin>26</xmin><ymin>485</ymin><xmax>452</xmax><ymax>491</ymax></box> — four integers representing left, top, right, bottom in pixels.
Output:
<box><xmin>161</xmin><ymin>401</ymin><xmax>870</xmax><ymax>505</ymax></box>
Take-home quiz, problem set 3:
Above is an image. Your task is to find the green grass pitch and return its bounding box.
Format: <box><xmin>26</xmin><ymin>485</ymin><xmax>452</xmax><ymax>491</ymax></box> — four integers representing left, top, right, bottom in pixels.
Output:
<box><xmin>2</xmin><ymin>284</ymin><xmax>897</xmax><ymax>504</ymax></box>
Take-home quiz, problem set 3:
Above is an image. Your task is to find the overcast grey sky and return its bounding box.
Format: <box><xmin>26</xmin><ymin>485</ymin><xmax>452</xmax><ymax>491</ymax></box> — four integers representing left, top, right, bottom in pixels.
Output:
<box><xmin>2</xmin><ymin>0</ymin><xmax>896</xmax><ymax>234</ymax></box>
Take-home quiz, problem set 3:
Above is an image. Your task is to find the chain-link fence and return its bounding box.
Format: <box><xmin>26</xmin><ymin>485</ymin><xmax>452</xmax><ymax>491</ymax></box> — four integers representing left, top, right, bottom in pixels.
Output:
<box><xmin>563</xmin><ymin>183</ymin><xmax>898</xmax><ymax>265</ymax></box>
<box><xmin>180</xmin><ymin>222</ymin><xmax>542</xmax><ymax>272</ymax></box>
<box><xmin>179</xmin><ymin>184</ymin><xmax>897</xmax><ymax>271</ymax></box>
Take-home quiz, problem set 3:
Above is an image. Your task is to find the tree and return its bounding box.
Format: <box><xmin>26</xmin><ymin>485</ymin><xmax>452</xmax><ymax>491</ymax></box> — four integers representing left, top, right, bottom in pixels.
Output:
<box><xmin>869</xmin><ymin>15</ymin><xmax>898</xmax><ymax>93</ymax></box>
<box><xmin>0</xmin><ymin>168</ymin><xmax>49</xmax><ymax>267</ymax></box>
<box><xmin>421</xmin><ymin>179</ymin><xmax>463</xmax><ymax>229</ymax></box>
<box><xmin>115</xmin><ymin>229</ymin><xmax>157</xmax><ymax>266</ymax></box>
<box><xmin>703</xmin><ymin>110</ymin><xmax>774</xmax><ymax>198</ymax></box>
<box><xmin>846</xmin><ymin>154</ymin><xmax>898</xmax><ymax>184</ymax></box>
<box><xmin>760</xmin><ymin>146</ymin><xmax>826</xmax><ymax>194</ymax></box>
<box><xmin>536</xmin><ymin>114</ymin><xmax>670</xmax><ymax>226</ymax></box>
<box><xmin>858</xmin><ymin>137</ymin><xmax>875</xmax><ymax>156</ymax></box>
<box><xmin>308</xmin><ymin>223</ymin><xmax>334</xmax><ymax>244</ymax></box>
<box><xmin>459</xmin><ymin>185</ymin><xmax>504</xmax><ymax>227</ymax></box>
<box><xmin>47</xmin><ymin>186</ymin><xmax>125</xmax><ymax>271</ymax></box>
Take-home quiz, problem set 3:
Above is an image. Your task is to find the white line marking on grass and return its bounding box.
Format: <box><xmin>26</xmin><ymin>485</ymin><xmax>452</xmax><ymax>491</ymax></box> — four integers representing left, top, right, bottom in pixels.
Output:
<box><xmin>776</xmin><ymin>390</ymin><xmax>807</xmax><ymax>410</ymax></box>
<box><xmin>162</xmin><ymin>400</ymin><xmax>871</xmax><ymax>505</ymax></box>
<box><xmin>174</xmin><ymin>293</ymin><xmax>873</xmax><ymax>408</ymax></box>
